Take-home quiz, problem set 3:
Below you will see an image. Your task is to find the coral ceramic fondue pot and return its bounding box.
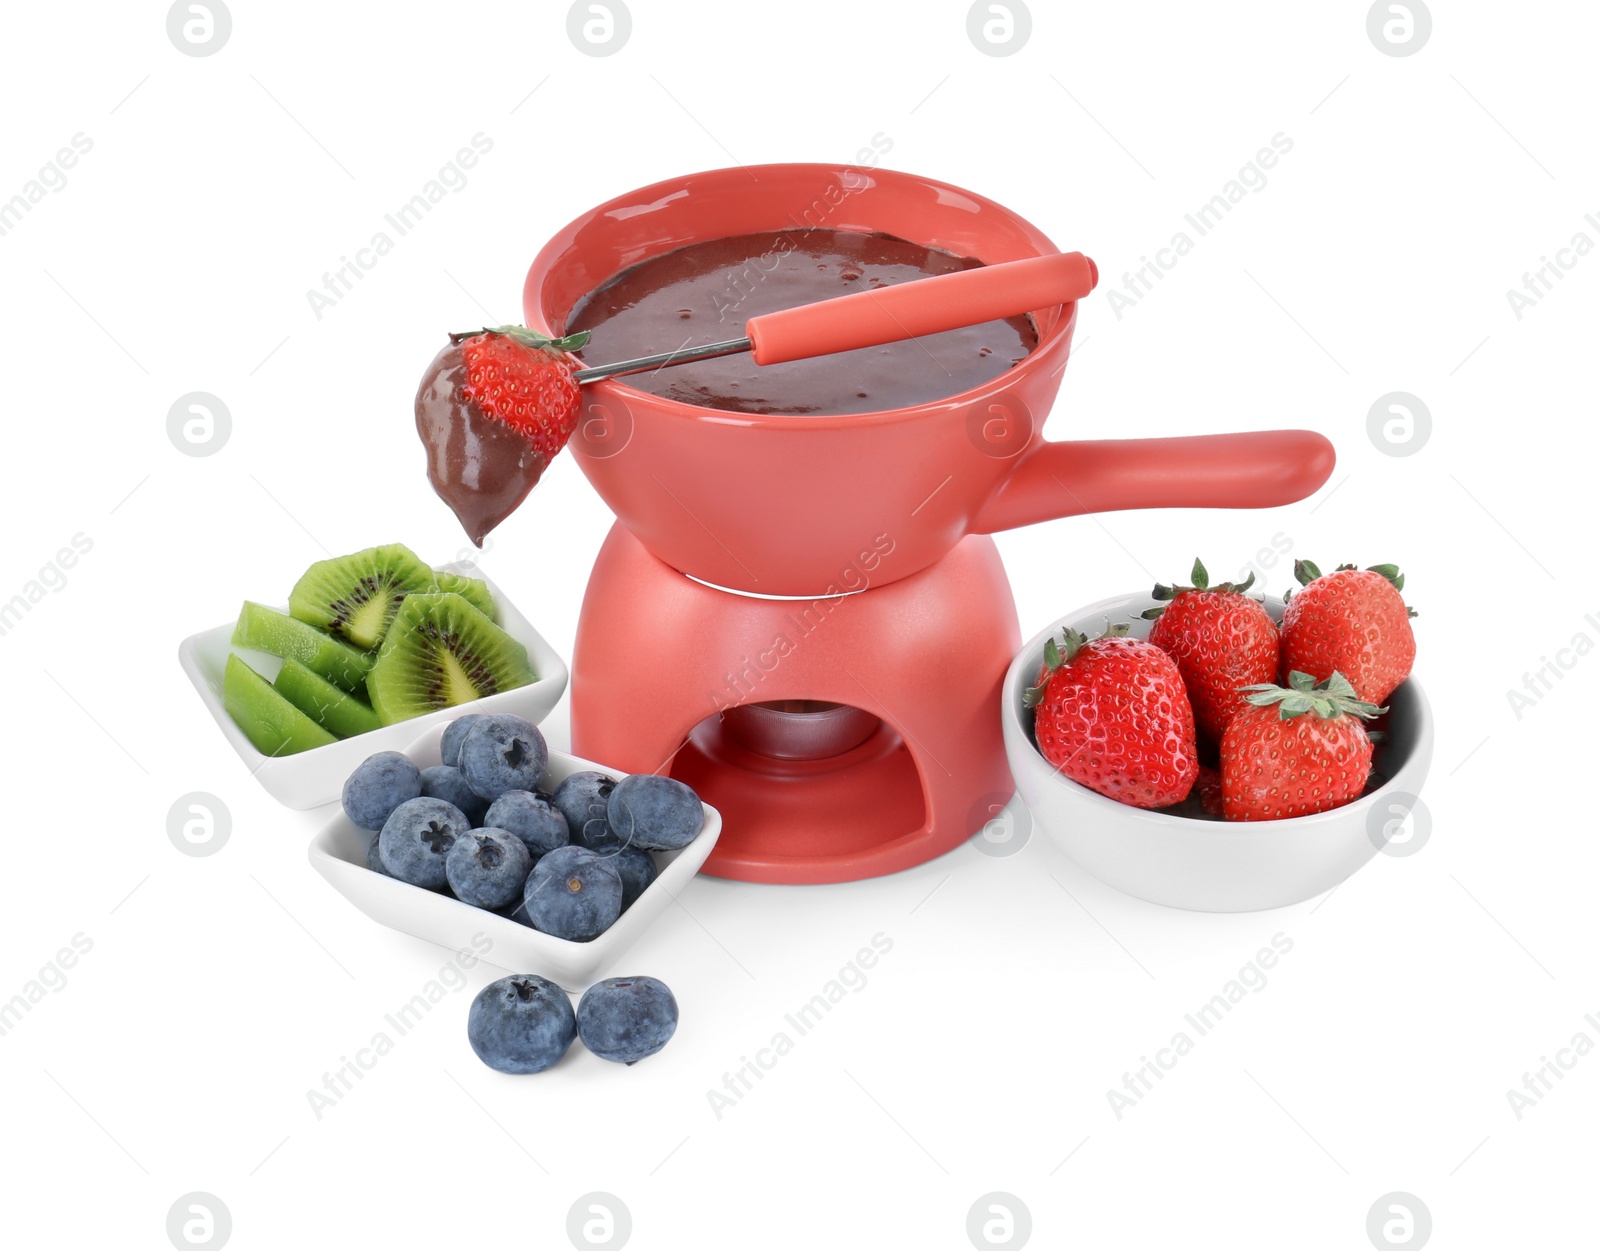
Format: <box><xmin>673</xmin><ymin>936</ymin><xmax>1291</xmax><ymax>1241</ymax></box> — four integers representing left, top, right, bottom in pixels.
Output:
<box><xmin>525</xmin><ymin>164</ymin><xmax>1332</xmax><ymax>599</ymax></box>
<box><xmin>523</xmin><ymin>164</ymin><xmax>1334</xmax><ymax>884</ymax></box>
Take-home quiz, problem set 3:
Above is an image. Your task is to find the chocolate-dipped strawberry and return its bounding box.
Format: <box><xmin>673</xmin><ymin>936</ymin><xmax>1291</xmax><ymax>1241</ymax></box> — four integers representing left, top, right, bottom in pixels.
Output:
<box><xmin>416</xmin><ymin>326</ymin><xmax>589</xmax><ymax>546</ymax></box>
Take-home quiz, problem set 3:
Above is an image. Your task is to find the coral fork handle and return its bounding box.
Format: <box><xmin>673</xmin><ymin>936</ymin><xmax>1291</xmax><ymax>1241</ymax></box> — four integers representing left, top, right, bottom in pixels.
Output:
<box><xmin>745</xmin><ymin>252</ymin><xmax>1099</xmax><ymax>366</ymax></box>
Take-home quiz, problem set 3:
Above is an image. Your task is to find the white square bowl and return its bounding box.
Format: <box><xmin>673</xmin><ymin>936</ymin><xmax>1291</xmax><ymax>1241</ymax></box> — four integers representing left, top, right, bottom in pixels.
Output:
<box><xmin>307</xmin><ymin>721</ymin><xmax>723</xmax><ymax>986</ymax></box>
<box><xmin>177</xmin><ymin>563</ymin><xmax>568</xmax><ymax>810</ymax></box>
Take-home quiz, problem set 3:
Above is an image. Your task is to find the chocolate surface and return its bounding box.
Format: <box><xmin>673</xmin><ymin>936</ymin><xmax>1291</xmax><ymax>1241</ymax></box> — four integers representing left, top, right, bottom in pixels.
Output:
<box><xmin>416</xmin><ymin>342</ymin><xmax>551</xmax><ymax>546</ymax></box>
<box><xmin>566</xmin><ymin>229</ymin><xmax>1036</xmax><ymax>416</ymax></box>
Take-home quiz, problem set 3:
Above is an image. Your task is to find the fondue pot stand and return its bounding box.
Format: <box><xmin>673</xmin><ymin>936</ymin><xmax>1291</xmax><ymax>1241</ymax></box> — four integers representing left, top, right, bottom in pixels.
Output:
<box><xmin>524</xmin><ymin>164</ymin><xmax>1334</xmax><ymax>884</ymax></box>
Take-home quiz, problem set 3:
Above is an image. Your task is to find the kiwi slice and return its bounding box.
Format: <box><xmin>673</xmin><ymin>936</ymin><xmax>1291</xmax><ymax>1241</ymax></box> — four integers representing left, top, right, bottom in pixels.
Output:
<box><xmin>366</xmin><ymin>592</ymin><xmax>535</xmax><ymax>725</ymax></box>
<box><xmin>274</xmin><ymin>659</ymin><xmax>382</xmax><ymax>739</ymax></box>
<box><xmin>223</xmin><ymin>654</ymin><xmax>338</xmax><ymax>756</ymax></box>
<box><xmin>232</xmin><ymin>601</ymin><xmax>374</xmax><ymax>692</ymax></box>
<box><xmin>433</xmin><ymin>570</ymin><xmax>498</xmax><ymax>622</ymax></box>
<box><xmin>289</xmin><ymin>544</ymin><xmax>436</xmax><ymax>651</ymax></box>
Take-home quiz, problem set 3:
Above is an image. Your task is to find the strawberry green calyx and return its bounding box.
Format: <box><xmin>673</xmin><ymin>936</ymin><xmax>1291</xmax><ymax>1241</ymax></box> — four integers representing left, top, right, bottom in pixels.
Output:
<box><xmin>1364</xmin><ymin>563</ymin><xmax>1405</xmax><ymax>592</ymax></box>
<box><xmin>1292</xmin><ymin>558</ymin><xmax>1323</xmax><ymax>587</ymax></box>
<box><xmin>1140</xmin><ymin>558</ymin><xmax>1257</xmax><ymax>620</ymax></box>
<box><xmin>448</xmin><ymin>325</ymin><xmax>592</xmax><ymax>353</ymax></box>
<box><xmin>1237</xmin><ymin>670</ymin><xmax>1387</xmax><ymax>722</ymax></box>
<box><xmin>1292</xmin><ymin>558</ymin><xmax>1404</xmax><ymax>591</ymax></box>
<box><xmin>1286</xmin><ymin>559</ymin><xmax>1417</xmax><ymax>616</ymax></box>
<box><xmin>1023</xmin><ymin>622</ymin><xmax>1130</xmax><ymax>707</ymax></box>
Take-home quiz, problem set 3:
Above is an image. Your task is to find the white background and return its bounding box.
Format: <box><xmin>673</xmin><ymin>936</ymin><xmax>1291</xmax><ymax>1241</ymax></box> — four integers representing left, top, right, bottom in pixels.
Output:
<box><xmin>1</xmin><ymin>2</ymin><xmax>1594</xmax><ymax>1247</ymax></box>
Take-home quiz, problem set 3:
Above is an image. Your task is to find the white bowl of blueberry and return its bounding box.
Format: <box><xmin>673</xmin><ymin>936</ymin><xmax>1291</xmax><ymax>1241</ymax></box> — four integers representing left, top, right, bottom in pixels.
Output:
<box><xmin>308</xmin><ymin>711</ymin><xmax>722</xmax><ymax>985</ymax></box>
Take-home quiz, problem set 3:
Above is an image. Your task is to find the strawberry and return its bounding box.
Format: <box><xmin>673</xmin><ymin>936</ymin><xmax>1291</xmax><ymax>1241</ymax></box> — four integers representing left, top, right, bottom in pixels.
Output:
<box><xmin>1025</xmin><ymin>623</ymin><xmax>1199</xmax><ymax>809</ymax></box>
<box><xmin>415</xmin><ymin>326</ymin><xmax>590</xmax><ymax>546</ymax></box>
<box><xmin>1279</xmin><ymin>560</ymin><xmax>1417</xmax><ymax>705</ymax></box>
<box><xmin>1195</xmin><ymin>765</ymin><xmax>1225</xmax><ymax>818</ymax></box>
<box><xmin>1220</xmin><ymin>671</ymin><xmax>1384</xmax><ymax>821</ymax></box>
<box><xmin>1142</xmin><ymin>558</ymin><xmax>1279</xmax><ymax>741</ymax></box>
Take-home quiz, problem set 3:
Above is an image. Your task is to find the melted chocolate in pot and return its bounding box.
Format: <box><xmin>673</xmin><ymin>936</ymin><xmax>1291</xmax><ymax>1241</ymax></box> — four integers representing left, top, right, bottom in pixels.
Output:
<box><xmin>566</xmin><ymin>229</ymin><xmax>1037</xmax><ymax>416</ymax></box>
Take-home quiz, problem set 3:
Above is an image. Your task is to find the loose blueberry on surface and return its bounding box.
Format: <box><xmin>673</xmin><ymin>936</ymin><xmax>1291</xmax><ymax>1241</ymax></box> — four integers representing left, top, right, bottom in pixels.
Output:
<box><xmin>419</xmin><ymin>764</ymin><xmax>489</xmax><ymax>826</ymax></box>
<box><xmin>459</xmin><ymin>714</ymin><xmax>548</xmax><ymax>800</ymax></box>
<box><xmin>484</xmin><ymin>789</ymin><xmax>570</xmax><ymax>859</ymax></box>
<box><xmin>440</xmin><ymin>713</ymin><xmax>486</xmax><ymax>768</ymax></box>
<box><xmin>521</xmin><ymin>845</ymin><xmax>623</xmax><ymax>942</ymax></box>
<box><xmin>607</xmin><ymin>774</ymin><xmax>704</xmax><ymax>851</ymax></box>
<box><xmin>378</xmin><ymin>797</ymin><xmax>472</xmax><ymax>889</ymax></box>
<box><xmin>342</xmin><ymin>751</ymin><xmax>422</xmax><ymax>831</ymax></box>
<box><xmin>467</xmin><ymin>973</ymin><xmax>577</xmax><ymax>1074</ymax></box>
<box><xmin>606</xmin><ymin>845</ymin><xmax>659</xmax><ymax>910</ymax></box>
<box><xmin>551</xmin><ymin>771</ymin><xmax>621</xmax><ymax>849</ymax></box>
<box><xmin>576</xmin><ymin>976</ymin><xmax>679</xmax><ymax>1064</ymax></box>
<box><xmin>445</xmin><ymin>827</ymin><xmax>533</xmax><ymax>909</ymax></box>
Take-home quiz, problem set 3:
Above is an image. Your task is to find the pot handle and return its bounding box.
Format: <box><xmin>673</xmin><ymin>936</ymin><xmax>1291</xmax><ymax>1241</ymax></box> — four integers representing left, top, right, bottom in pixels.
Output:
<box><xmin>971</xmin><ymin>429</ymin><xmax>1336</xmax><ymax>535</ymax></box>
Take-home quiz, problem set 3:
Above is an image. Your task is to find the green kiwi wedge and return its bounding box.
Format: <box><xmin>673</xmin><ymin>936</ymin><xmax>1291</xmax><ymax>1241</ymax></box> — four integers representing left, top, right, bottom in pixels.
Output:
<box><xmin>274</xmin><ymin>658</ymin><xmax>382</xmax><ymax>739</ymax></box>
<box><xmin>366</xmin><ymin>592</ymin><xmax>535</xmax><ymax>725</ymax></box>
<box><xmin>289</xmin><ymin>543</ymin><xmax>436</xmax><ymax>651</ymax></box>
<box><xmin>223</xmin><ymin>654</ymin><xmax>338</xmax><ymax>756</ymax></box>
<box><xmin>232</xmin><ymin>601</ymin><xmax>374</xmax><ymax>691</ymax></box>
<box><xmin>433</xmin><ymin>569</ymin><xmax>498</xmax><ymax>622</ymax></box>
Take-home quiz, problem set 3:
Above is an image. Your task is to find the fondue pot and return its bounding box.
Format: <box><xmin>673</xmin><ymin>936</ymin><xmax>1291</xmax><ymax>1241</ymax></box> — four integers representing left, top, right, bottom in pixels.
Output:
<box><xmin>525</xmin><ymin>163</ymin><xmax>1333</xmax><ymax>598</ymax></box>
<box><xmin>522</xmin><ymin>164</ymin><xmax>1334</xmax><ymax>883</ymax></box>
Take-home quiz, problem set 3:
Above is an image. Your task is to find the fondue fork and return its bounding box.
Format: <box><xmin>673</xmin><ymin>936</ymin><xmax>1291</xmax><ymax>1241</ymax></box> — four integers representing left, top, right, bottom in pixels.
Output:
<box><xmin>569</xmin><ymin>251</ymin><xmax>1097</xmax><ymax>383</ymax></box>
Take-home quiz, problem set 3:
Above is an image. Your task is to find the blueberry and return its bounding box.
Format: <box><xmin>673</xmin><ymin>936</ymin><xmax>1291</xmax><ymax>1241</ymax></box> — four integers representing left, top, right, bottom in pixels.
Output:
<box><xmin>440</xmin><ymin>713</ymin><xmax>486</xmax><ymax>768</ymax></box>
<box><xmin>445</xmin><ymin>828</ymin><xmax>532</xmax><ymax>909</ymax></box>
<box><xmin>484</xmin><ymin>790</ymin><xmax>570</xmax><ymax>860</ymax></box>
<box><xmin>604</xmin><ymin>846</ymin><xmax>658</xmax><ymax>910</ymax></box>
<box><xmin>366</xmin><ymin>836</ymin><xmax>392</xmax><ymax>877</ymax></box>
<box><xmin>342</xmin><ymin>751</ymin><xmax>422</xmax><ymax>831</ymax></box>
<box><xmin>607</xmin><ymin>774</ymin><xmax>704</xmax><ymax>851</ymax></box>
<box><xmin>419</xmin><ymin>764</ymin><xmax>489</xmax><ymax>825</ymax></box>
<box><xmin>521</xmin><ymin>845</ymin><xmax>622</xmax><ymax>942</ymax></box>
<box><xmin>378</xmin><ymin>797</ymin><xmax>472</xmax><ymax>889</ymax></box>
<box><xmin>459</xmin><ymin>714</ymin><xmax>547</xmax><ymax>800</ymax></box>
<box><xmin>575</xmin><ymin>976</ymin><xmax>679</xmax><ymax>1064</ymax></box>
<box><xmin>467</xmin><ymin>974</ymin><xmax>576</xmax><ymax>1074</ymax></box>
<box><xmin>551</xmin><ymin>771</ymin><xmax>621</xmax><ymax>849</ymax></box>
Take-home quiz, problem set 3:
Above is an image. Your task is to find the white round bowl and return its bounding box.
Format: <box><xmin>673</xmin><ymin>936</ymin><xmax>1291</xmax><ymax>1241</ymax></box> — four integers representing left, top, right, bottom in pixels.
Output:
<box><xmin>1001</xmin><ymin>591</ymin><xmax>1433</xmax><ymax>912</ymax></box>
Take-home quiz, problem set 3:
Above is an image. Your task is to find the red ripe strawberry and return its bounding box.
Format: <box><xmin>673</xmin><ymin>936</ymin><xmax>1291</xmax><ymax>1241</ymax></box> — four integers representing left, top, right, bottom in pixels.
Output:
<box><xmin>1025</xmin><ymin>623</ymin><xmax>1199</xmax><ymax>809</ymax></box>
<box><xmin>1194</xmin><ymin>765</ymin><xmax>1225</xmax><ymax>818</ymax></box>
<box><xmin>1143</xmin><ymin>558</ymin><xmax>1279</xmax><ymax>741</ymax></box>
<box><xmin>1279</xmin><ymin>560</ymin><xmax>1417</xmax><ymax>705</ymax></box>
<box><xmin>458</xmin><ymin>330</ymin><xmax>584</xmax><ymax>456</ymax></box>
<box><xmin>1221</xmin><ymin>671</ymin><xmax>1384</xmax><ymax>821</ymax></box>
<box><xmin>415</xmin><ymin>326</ymin><xmax>589</xmax><ymax>546</ymax></box>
